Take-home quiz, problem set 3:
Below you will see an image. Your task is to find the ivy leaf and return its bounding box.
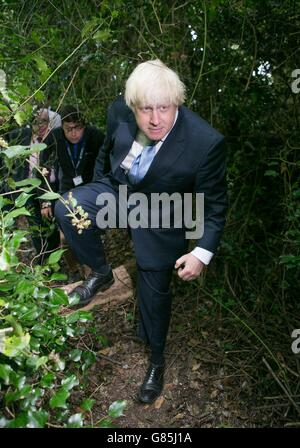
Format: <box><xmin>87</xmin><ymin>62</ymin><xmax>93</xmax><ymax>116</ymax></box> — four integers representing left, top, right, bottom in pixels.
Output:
<box><xmin>40</xmin><ymin>372</ymin><xmax>55</xmax><ymax>388</ymax></box>
<box><xmin>66</xmin><ymin>413</ymin><xmax>83</xmax><ymax>428</ymax></box>
<box><xmin>26</xmin><ymin>355</ymin><xmax>48</xmax><ymax>370</ymax></box>
<box><xmin>69</xmin><ymin>349</ymin><xmax>82</xmax><ymax>362</ymax></box>
<box><xmin>0</xmin><ymin>364</ymin><xmax>13</xmax><ymax>384</ymax></box>
<box><xmin>27</xmin><ymin>410</ymin><xmax>48</xmax><ymax>428</ymax></box>
<box><xmin>98</xmin><ymin>418</ymin><xmax>117</xmax><ymax>428</ymax></box>
<box><xmin>6</xmin><ymin>384</ymin><xmax>32</xmax><ymax>402</ymax></box>
<box><xmin>80</xmin><ymin>398</ymin><xmax>95</xmax><ymax>412</ymax></box>
<box><xmin>108</xmin><ymin>400</ymin><xmax>127</xmax><ymax>418</ymax></box>
<box><xmin>65</xmin><ymin>310</ymin><xmax>92</xmax><ymax>324</ymax></box>
<box><xmin>49</xmin><ymin>387</ymin><xmax>70</xmax><ymax>409</ymax></box>
<box><xmin>1</xmin><ymin>333</ymin><xmax>30</xmax><ymax>357</ymax></box>
<box><xmin>61</xmin><ymin>374</ymin><xmax>79</xmax><ymax>391</ymax></box>
<box><xmin>67</xmin><ymin>292</ymin><xmax>80</xmax><ymax>306</ymax></box>
<box><xmin>49</xmin><ymin>288</ymin><xmax>69</xmax><ymax>305</ymax></box>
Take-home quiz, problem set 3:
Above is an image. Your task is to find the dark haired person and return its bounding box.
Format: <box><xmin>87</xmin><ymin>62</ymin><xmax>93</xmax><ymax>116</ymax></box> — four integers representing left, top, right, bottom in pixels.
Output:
<box><xmin>43</xmin><ymin>106</ymin><xmax>105</xmax><ymax>277</ymax></box>
<box><xmin>43</xmin><ymin>106</ymin><xmax>104</xmax><ymax>198</ymax></box>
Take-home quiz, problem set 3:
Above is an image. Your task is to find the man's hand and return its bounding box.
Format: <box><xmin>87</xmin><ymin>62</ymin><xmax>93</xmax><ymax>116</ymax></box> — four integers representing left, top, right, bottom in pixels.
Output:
<box><xmin>175</xmin><ymin>253</ymin><xmax>205</xmax><ymax>281</ymax></box>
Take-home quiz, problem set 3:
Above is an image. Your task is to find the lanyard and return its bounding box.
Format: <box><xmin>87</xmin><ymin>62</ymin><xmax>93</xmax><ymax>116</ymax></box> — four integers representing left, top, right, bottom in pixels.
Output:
<box><xmin>65</xmin><ymin>140</ymin><xmax>85</xmax><ymax>175</ymax></box>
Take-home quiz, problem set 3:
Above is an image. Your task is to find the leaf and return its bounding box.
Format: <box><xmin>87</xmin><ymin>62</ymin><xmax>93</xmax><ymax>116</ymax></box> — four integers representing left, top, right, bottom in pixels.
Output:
<box><xmin>67</xmin><ymin>292</ymin><xmax>80</xmax><ymax>306</ymax></box>
<box><xmin>15</xmin><ymin>192</ymin><xmax>34</xmax><ymax>208</ymax></box>
<box><xmin>1</xmin><ymin>333</ymin><xmax>30</xmax><ymax>357</ymax></box>
<box><xmin>69</xmin><ymin>349</ymin><xmax>82</xmax><ymax>362</ymax></box>
<box><xmin>38</xmin><ymin>192</ymin><xmax>61</xmax><ymax>200</ymax></box>
<box><xmin>61</xmin><ymin>374</ymin><xmax>79</xmax><ymax>391</ymax></box>
<box><xmin>66</xmin><ymin>413</ymin><xmax>83</xmax><ymax>428</ymax></box>
<box><xmin>264</xmin><ymin>169</ymin><xmax>278</xmax><ymax>177</ymax></box>
<box><xmin>3</xmin><ymin>143</ymin><xmax>46</xmax><ymax>159</ymax></box>
<box><xmin>65</xmin><ymin>310</ymin><xmax>92</xmax><ymax>324</ymax></box>
<box><xmin>4</xmin><ymin>207</ymin><xmax>31</xmax><ymax>220</ymax></box>
<box><xmin>34</xmin><ymin>55</ymin><xmax>49</xmax><ymax>73</ymax></box>
<box><xmin>15</xmin><ymin>178</ymin><xmax>42</xmax><ymax>188</ymax></box>
<box><xmin>0</xmin><ymin>364</ymin><xmax>13</xmax><ymax>384</ymax></box>
<box><xmin>49</xmin><ymin>273</ymin><xmax>68</xmax><ymax>281</ymax></box>
<box><xmin>98</xmin><ymin>418</ymin><xmax>117</xmax><ymax>428</ymax></box>
<box><xmin>49</xmin><ymin>387</ymin><xmax>70</xmax><ymax>409</ymax></box>
<box><xmin>80</xmin><ymin>398</ymin><xmax>95</xmax><ymax>412</ymax></box>
<box><xmin>26</xmin><ymin>355</ymin><xmax>48</xmax><ymax>370</ymax></box>
<box><xmin>47</xmin><ymin>248</ymin><xmax>66</xmax><ymax>265</ymax></box>
<box><xmin>6</xmin><ymin>411</ymin><xmax>29</xmax><ymax>428</ymax></box>
<box><xmin>93</xmin><ymin>29</ymin><xmax>111</xmax><ymax>42</ymax></box>
<box><xmin>6</xmin><ymin>384</ymin><xmax>32</xmax><ymax>402</ymax></box>
<box><xmin>27</xmin><ymin>410</ymin><xmax>48</xmax><ymax>428</ymax></box>
<box><xmin>108</xmin><ymin>400</ymin><xmax>127</xmax><ymax>418</ymax></box>
<box><xmin>40</xmin><ymin>373</ymin><xmax>55</xmax><ymax>388</ymax></box>
<box><xmin>49</xmin><ymin>288</ymin><xmax>69</xmax><ymax>305</ymax></box>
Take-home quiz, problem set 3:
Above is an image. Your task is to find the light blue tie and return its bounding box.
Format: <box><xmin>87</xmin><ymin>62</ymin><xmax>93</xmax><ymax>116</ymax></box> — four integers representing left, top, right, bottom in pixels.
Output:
<box><xmin>128</xmin><ymin>144</ymin><xmax>156</xmax><ymax>184</ymax></box>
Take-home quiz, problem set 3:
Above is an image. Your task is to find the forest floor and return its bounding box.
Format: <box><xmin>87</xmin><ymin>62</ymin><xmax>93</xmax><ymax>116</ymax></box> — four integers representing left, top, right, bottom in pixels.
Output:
<box><xmin>18</xmin><ymin>219</ymin><xmax>292</xmax><ymax>429</ymax></box>
<box><xmin>60</xmin><ymin>228</ymin><xmax>281</xmax><ymax>429</ymax></box>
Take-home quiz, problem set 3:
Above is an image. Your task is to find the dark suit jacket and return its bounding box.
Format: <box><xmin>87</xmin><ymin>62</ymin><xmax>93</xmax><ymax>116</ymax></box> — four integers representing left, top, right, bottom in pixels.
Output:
<box><xmin>45</xmin><ymin>125</ymin><xmax>104</xmax><ymax>194</ymax></box>
<box><xmin>93</xmin><ymin>97</ymin><xmax>227</xmax><ymax>270</ymax></box>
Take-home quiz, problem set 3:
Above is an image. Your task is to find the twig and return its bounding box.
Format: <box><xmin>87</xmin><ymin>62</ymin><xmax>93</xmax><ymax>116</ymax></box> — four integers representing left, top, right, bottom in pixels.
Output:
<box><xmin>97</xmin><ymin>352</ymin><xmax>123</xmax><ymax>366</ymax></box>
<box><xmin>262</xmin><ymin>357</ymin><xmax>300</xmax><ymax>415</ymax></box>
<box><xmin>244</xmin><ymin>21</ymin><xmax>257</xmax><ymax>91</ymax></box>
<box><xmin>188</xmin><ymin>0</ymin><xmax>207</xmax><ymax>107</ymax></box>
<box><xmin>150</xmin><ymin>0</ymin><xmax>163</xmax><ymax>34</ymax></box>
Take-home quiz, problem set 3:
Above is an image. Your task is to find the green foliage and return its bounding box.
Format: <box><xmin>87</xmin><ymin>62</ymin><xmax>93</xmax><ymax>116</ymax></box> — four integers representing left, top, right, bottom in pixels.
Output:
<box><xmin>0</xmin><ymin>147</ymin><xmax>126</xmax><ymax>428</ymax></box>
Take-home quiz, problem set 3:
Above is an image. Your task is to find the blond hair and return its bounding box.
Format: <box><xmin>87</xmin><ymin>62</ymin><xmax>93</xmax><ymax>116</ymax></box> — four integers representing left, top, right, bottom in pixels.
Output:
<box><xmin>125</xmin><ymin>59</ymin><xmax>186</xmax><ymax>109</ymax></box>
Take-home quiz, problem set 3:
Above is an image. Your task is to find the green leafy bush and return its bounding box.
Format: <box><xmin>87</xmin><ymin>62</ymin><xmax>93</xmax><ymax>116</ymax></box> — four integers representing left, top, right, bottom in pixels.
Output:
<box><xmin>0</xmin><ymin>149</ymin><xmax>126</xmax><ymax>428</ymax></box>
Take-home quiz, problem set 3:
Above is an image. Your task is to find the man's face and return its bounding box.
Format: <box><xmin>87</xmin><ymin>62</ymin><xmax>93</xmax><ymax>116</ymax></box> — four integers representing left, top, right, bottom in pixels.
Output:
<box><xmin>62</xmin><ymin>121</ymin><xmax>85</xmax><ymax>144</ymax></box>
<box><xmin>32</xmin><ymin>110</ymin><xmax>49</xmax><ymax>139</ymax></box>
<box><xmin>134</xmin><ymin>103</ymin><xmax>177</xmax><ymax>141</ymax></box>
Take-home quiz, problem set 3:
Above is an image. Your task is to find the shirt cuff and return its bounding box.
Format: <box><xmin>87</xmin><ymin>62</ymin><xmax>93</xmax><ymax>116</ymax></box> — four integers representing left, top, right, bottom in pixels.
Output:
<box><xmin>191</xmin><ymin>247</ymin><xmax>214</xmax><ymax>265</ymax></box>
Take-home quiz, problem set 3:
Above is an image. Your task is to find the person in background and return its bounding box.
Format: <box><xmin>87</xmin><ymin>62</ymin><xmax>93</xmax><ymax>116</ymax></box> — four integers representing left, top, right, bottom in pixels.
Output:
<box><xmin>44</xmin><ymin>106</ymin><xmax>105</xmax><ymax>278</ymax></box>
<box><xmin>6</xmin><ymin>107</ymin><xmax>61</xmax><ymax>263</ymax></box>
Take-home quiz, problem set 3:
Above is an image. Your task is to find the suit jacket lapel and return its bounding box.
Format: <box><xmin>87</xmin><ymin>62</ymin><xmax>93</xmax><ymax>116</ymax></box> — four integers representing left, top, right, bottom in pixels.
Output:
<box><xmin>111</xmin><ymin>119</ymin><xmax>137</xmax><ymax>174</ymax></box>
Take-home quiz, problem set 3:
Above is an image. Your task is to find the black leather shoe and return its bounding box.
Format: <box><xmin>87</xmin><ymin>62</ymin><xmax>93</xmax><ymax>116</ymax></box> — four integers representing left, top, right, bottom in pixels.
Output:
<box><xmin>69</xmin><ymin>268</ymin><xmax>114</xmax><ymax>307</ymax></box>
<box><xmin>138</xmin><ymin>363</ymin><xmax>165</xmax><ymax>404</ymax></box>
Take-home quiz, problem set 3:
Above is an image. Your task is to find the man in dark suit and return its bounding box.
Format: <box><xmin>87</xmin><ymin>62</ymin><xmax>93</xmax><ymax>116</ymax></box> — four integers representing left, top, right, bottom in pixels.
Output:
<box><xmin>55</xmin><ymin>60</ymin><xmax>227</xmax><ymax>404</ymax></box>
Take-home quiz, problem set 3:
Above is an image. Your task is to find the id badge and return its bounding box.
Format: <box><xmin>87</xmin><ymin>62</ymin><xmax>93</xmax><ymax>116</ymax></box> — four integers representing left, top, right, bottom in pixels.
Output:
<box><xmin>73</xmin><ymin>175</ymin><xmax>83</xmax><ymax>186</ymax></box>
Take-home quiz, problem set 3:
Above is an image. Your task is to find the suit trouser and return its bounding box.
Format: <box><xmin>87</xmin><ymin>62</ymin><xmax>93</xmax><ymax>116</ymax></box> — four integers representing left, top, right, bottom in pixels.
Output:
<box><xmin>54</xmin><ymin>179</ymin><xmax>173</xmax><ymax>356</ymax></box>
